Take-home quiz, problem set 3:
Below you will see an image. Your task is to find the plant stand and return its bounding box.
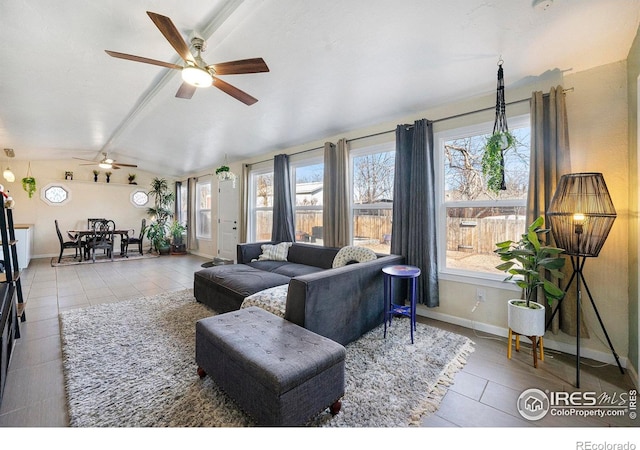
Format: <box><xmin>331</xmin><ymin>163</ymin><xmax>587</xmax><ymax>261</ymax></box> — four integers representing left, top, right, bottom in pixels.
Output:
<box><xmin>170</xmin><ymin>244</ymin><xmax>187</xmax><ymax>255</ymax></box>
<box><xmin>507</xmin><ymin>328</ymin><xmax>544</xmax><ymax>368</ymax></box>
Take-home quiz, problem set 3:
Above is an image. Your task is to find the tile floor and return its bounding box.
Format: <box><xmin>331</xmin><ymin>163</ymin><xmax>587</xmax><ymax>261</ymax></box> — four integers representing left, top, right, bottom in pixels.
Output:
<box><xmin>0</xmin><ymin>254</ymin><xmax>637</xmax><ymax>430</ymax></box>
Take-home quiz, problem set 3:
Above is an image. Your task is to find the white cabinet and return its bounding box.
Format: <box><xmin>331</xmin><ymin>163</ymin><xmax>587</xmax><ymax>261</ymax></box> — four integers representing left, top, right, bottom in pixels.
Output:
<box><xmin>13</xmin><ymin>225</ymin><xmax>32</xmax><ymax>268</ymax></box>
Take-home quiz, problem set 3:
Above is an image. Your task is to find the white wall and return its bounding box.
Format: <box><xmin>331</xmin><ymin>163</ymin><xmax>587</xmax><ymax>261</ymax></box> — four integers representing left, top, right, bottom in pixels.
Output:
<box><xmin>3</xmin><ymin>160</ymin><xmax>173</xmax><ymax>258</ymax></box>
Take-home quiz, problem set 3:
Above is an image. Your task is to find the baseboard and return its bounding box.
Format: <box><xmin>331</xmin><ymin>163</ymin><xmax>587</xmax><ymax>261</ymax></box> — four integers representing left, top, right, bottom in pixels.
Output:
<box><xmin>418</xmin><ymin>309</ymin><xmax>630</xmax><ymax>370</ymax></box>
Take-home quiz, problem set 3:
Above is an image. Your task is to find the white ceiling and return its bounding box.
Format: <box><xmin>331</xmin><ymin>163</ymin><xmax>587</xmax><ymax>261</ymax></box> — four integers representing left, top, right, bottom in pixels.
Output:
<box><xmin>0</xmin><ymin>0</ymin><xmax>638</xmax><ymax>177</ymax></box>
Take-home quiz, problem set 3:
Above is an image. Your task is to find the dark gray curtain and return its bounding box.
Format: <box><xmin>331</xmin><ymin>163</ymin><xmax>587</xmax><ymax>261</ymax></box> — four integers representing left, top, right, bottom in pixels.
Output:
<box><xmin>391</xmin><ymin>119</ymin><xmax>439</xmax><ymax>307</ymax></box>
<box><xmin>239</xmin><ymin>164</ymin><xmax>249</xmax><ymax>243</ymax></box>
<box><xmin>528</xmin><ymin>86</ymin><xmax>583</xmax><ymax>337</ymax></box>
<box><xmin>323</xmin><ymin>139</ymin><xmax>350</xmax><ymax>247</ymax></box>
<box><xmin>271</xmin><ymin>154</ymin><xmax>296</xmax><ymax>242</ymax></box>
<box><xmin>186</xmin><ymin>177</ymin><xmax>198</xmax><ymax>251</ymax></box>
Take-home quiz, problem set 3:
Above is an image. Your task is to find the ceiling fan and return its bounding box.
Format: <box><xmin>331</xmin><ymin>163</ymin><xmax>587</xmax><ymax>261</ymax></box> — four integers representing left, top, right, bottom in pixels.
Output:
<box><xmin>105</xmin><ymin>11</ymin><xmax>269</xmax><ymax>105</ymax></box>
<box><xmin>74</xmin><ymin>153</ymin><xmax>138</xmax><ymax>170</ymax></box>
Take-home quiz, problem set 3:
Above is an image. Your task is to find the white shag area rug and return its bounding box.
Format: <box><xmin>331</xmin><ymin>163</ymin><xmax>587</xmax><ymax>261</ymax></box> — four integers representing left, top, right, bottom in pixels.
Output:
<box><xmin>59</xmin><ymin>289</ymin><xmax>474</xmax><ymax>427</ymax></box>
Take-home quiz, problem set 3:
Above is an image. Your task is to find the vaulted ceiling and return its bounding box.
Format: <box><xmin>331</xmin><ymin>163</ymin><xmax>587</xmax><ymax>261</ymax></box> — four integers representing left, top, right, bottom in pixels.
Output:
<box><xmin>0</xmin><ymin>0</ymin><xmax>638</xmax><ymax>176</ymax></box>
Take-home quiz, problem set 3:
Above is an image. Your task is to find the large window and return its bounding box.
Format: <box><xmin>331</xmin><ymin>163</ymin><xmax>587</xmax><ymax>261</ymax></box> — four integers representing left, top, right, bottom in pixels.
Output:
<box><xmin>196</xmin><ymin>180</ymin><xmax>211</xmax><ymax>239</ymax></box>
<box><xmin>291</xmin><ymin>159</ymin><xmax>324</xmax><ymax>244</ymax></box>
<box><xmin>350</xmin><ymin>143</ymin><xmax>395</xmax><ymax>254</ymax></box>
<box><xmin>437</xmin><ymin>115</ymin><xmax>530</xmax><ymax>279</ymax></box>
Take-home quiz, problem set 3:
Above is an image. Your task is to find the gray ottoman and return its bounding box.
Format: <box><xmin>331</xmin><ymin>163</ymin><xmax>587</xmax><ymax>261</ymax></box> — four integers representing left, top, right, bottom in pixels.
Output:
<box><xmin>196</xmin><ymin>306</ymin><xmax>346</xmax><ymax>426</ymax></box>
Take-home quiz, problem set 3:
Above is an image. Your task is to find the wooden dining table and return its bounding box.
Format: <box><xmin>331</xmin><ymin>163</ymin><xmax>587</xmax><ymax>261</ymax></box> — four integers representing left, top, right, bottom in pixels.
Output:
<box><xmin>67</xmin><ymin>228</ymin><xmax>131</xmax><ymax>261</ymax></box>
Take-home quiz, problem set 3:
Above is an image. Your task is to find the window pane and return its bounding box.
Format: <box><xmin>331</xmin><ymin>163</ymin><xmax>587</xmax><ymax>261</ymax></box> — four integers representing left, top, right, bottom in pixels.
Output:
<box><xmin>445</xmin><ymin>206</ymin><xmax>527</xmax><ymax>274</ymax></box>
<box><xmin>352</xmin><ymin>151</ymin><xmax>395</xmax><ymax>204</ymax></box>
<box><xmin>444</xmin><ymin>127</ymin><xmax>530</xmax><ymax>201</ymax></box>
<box><xmin>351</xmin><ymin>148</ymin><xmax>395</xmax><ymax>254</ymax></box>
<box><xmin>353</xmin><ymin>208</ymin><xmax>392</xmax><ymax>254</ymax></box>
<box><xmin>255</xmin><ymin>173</ymin><xmax>273</xmax><ymax>207</ymax></box>
<box><xmin>196</xmin><ymin>181</ymin><xmax>212</xmax><ymax>238</ymax></box>
<box><xmin>255</xmin><ymin>210</ymin><xmax>273</xmax><ymax>242</ymax></box>
<box><xmin>198</xmin><ymin>210</ymin><xmax>211</xmax><ymax>236</ymax></box>
<box><xmin>44</xmin><ymin>186</ymin><xmax>68</xmax><ymax>203</ymax></box>
<box><xmin>294</xmin><ymin>162</ymin><xmax>323</xmax><ymax>244</ymax></box>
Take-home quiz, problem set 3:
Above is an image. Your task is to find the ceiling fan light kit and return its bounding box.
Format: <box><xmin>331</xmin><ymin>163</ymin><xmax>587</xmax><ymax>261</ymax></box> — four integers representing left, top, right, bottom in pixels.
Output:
<box><xmin>182</xmin><ymin>66</ymin><xmax>213</xmax><ymax>87</ymax></box>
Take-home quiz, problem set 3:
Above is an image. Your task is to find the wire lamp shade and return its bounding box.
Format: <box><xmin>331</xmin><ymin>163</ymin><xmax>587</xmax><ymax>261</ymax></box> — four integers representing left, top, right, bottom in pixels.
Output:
<box><xmin>547</xmin><ymin>173</ymin><xmax>616</xmax><ymax>257</ymax></box>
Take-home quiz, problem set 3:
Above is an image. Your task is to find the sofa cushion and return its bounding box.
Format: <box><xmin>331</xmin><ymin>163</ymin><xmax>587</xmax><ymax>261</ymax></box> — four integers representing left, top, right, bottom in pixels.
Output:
<box><xmin>272</xmin><ymin>263</ymin><xmax>325</xmax><ymax>278</ymax></box>
<box><xmin>258</xmin><ymin>242</ymin><xmax>293</xmax><ymax>261</ymax></box>
<box><xmin>286</xmin><ymin>243</ymin><xmax>340</xmax><ymax>269</ymax></box>
<box><xmin>332</xmin><ymin>245</ymin><xmax>378</xmax><ymax>268</ymax></box>
<box><xmin>195</xmin><ymin>264</ymin><xmax>291</xmax><ymax>298</ymax></box>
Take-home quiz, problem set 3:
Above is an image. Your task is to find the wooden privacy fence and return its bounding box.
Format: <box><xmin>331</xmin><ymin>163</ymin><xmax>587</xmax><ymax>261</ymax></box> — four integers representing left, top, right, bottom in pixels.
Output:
<box><xmin>447</xmin><ymin>216</ymin><xmax>526</xmax><ymax>254</ymax></box>
<box><xmin>257</xmin><ymin>210</ymin><xmax>393</xmax><ymax>243</ymax></box>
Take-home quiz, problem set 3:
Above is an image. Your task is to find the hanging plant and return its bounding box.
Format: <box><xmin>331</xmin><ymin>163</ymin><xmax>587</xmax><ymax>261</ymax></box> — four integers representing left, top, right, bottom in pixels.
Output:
<box><xmin>22</xmin><ymin>177</ymin><xmax>36</xmax><ymax>198</ymax></box>
<box><xmin>22</xmin><ymin>162</ymin><xmax>36</xmax><ymax>198</ymax></box>
<box><xmin>215</xmin><ymin>165</ymin><xmax>230</xmax><ymax>174</ymax></box>
<box><xmin>482</xmin><ymin>130</ymin><xmax>515</xmax><ymax>194</ymax></box>
<box><xmin>482</xmin><ymin>59</ymin><xmax>514</xmax><ymax>194</ymax></box>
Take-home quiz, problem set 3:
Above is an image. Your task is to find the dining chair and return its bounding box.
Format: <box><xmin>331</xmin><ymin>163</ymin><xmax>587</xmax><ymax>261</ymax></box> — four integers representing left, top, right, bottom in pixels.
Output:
<box><xmin>55</xmin><ymin>219</ymin><xmax>80</xmax><ymax>263</ymax></box>
<box><xmin>87</xmin><ymin>218</ymin><xmax>107</xmax><ymax>229</ymax></box>
<box><xmin>121</xmin><ymin>218</ymin><xmax>146</xmax><ymax>256</ymax></box>
<box><xmin>85</xmin><ymin>219</ymin><xmax>115</xmax><ymax>262</ymax></box>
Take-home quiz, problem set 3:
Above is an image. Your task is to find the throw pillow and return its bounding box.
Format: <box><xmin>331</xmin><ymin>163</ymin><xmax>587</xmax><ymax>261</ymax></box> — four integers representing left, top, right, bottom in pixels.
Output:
<box><xmin>258</xmin><ymin>242</ymin><xmax>293</xmax><ymax>261</ymax></box>
<box><xmin>332</xmin><ymin>245</ymin><xmax>377</xmax><ymax>268</ymax></box>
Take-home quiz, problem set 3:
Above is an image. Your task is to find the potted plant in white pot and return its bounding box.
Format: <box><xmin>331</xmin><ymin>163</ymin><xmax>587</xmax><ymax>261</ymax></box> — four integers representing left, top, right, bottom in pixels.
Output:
<box><xmin>494</xmin><ymin>215</ymin><xmax>566</xmax><ymax>337</ymax></box>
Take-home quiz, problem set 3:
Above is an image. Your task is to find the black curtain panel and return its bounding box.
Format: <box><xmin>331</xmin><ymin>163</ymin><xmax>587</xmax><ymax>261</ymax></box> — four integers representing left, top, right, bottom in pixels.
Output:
<box><xmin>271</xmin><ymin>154</ymin><xmax>296</xmax><ymax>243</ymax></box>
<box><xmin>391</xmin><ymin>119</ymin><xmax>439</xmax><ymax>307</ymax></box>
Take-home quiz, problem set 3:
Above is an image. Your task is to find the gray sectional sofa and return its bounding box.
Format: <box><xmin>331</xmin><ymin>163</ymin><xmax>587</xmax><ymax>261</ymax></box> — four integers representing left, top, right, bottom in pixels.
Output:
<box><xmin>194</xmin><ymin>242</ymin><xmax>404</xmax><ymax>345</ymax></box>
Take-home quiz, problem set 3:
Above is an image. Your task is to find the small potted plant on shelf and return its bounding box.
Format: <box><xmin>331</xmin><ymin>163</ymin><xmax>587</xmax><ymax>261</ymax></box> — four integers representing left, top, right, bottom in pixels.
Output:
<box><xmin>93</xmin><ymin>170</ymin><xmax>99</xmax><ymax>182</ymax></box>
<box><xmin>105</xmin><ymin>171</ymin><xmax>112</xmax><ymax>183</ymax></box>
<box><xmin>128</xmin><ymin>173</ymin><xmax>137</xmax><ymax>185</ymax></box>
<box><xmin>494</xmin><ymin>215</ymin><xmax>566</xmax><ymax>337</ymax></box>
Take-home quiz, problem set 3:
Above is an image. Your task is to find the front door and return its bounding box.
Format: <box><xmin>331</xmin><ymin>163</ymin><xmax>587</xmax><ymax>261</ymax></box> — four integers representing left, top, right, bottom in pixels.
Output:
<box><xmin>217</xmin><ymin>179</ymin><xmax>238</xmax><ymax>261</ymax></box>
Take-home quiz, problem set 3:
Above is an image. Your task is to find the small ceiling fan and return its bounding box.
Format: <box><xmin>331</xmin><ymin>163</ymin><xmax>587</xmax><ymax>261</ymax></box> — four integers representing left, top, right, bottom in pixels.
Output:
<box><xmin>74</xmin><ymin>153</ymin><xmax>138</xmax><ymax>170</ymax></box>
<box><xmin>105</xmin><ymin>11</ymin><xmax>269</xmax><ymax>105</ymax></box>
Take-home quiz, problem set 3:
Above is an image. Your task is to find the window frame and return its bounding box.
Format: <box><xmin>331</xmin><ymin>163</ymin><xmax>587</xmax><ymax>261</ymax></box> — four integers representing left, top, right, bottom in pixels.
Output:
<box><xmin>195</xmin><ymin>178</ymin><xmax>212</xmax><ymax>240</ymax></box>
<box><xmin>349</xmin><ymin>141</ymin><xmax>395</xmax><ymax>252</ymax></box>
<box><xmin>248</xmin><ymin>164</ymin><xmax>274</xmax><ymax>242</ymax></box>
<box><xmin>435</xmin><ymin>114</ymin><xmax>530</xmax><ymax>286</ymax></box>
<box><xmin>290</xmin><ymin>154</ymin><xmax>324</xmax><ymax>244</ymax></box>
<box><xmin>40</xmin><ymin>182</ymin><xmax>71</xmax><ymax>206</ymax></box>
<box><xmin>129</xmin><ymin>189</ymin><xmax>149</xmax><ymax>208</ymax></box>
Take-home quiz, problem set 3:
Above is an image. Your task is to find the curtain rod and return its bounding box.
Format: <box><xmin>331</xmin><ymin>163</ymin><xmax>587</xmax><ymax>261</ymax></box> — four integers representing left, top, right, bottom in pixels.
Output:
<box><xmin>248</xmin><ymin>87</ymin><xmax>573</xmax><ymax>166</ymax></box>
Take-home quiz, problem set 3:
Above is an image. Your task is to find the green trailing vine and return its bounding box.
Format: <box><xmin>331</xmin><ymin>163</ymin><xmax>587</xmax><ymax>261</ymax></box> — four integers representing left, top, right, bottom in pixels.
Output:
<box><xmin>481</xmin><ymin>131</ymin><xmax>514</xmax><ymax>194</ymax></box>
<box><xmin>215</xmin><ymin>165</ymin><xmax>230</xmax><ymax>174</ymax></box>
<box><xmin>22</xmin><ymin>177</ymin><xmax>36</xmax><ymax>198</ymax></box>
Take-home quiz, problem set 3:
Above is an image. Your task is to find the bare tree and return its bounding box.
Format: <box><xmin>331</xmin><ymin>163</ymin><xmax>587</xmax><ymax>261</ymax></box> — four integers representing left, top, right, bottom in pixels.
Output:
<box><xmin>444</xmin><ymin>128</ymin><xmax>530</xmax><ymax>202</ymax></box>
<box><xmin>353</xmin><ymin>152</ymin><xmax>395</xmax><ymax>204</ymax></box>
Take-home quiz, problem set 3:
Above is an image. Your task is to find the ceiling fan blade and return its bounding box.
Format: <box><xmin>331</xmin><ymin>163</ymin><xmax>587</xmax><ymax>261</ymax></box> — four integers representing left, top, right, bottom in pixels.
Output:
<box><xmin>175</xmin><ymin>82</ymin><xmax>197</xmax><ymax>99</ymax></box>
<box><xmin>73</xmin><ymin>157</ymin><xmax>98</xmax><ymax>162</ymax></box>
<box><xmin>213</xmin><ymin>78</ymin><xmax>258</xmax><ymax>105</ymax></box>
<box><xmin>210</xmin><ymin>58</ymin><xmax>270</xmax><ymax>75</ymax></box>
<box><xmin>146</xmin><ymin>11</ymin><xmax>195</xmax><ymax>65</ymax></box>
<box><xmin>113</xmin><ymin>163</ymin><xmax>138</xmax><ymax>168</ymax></box>
<box><xmin>105</xmin><ymin>50</ymin><xmax>182</xmax><ymax>70</ymax></box>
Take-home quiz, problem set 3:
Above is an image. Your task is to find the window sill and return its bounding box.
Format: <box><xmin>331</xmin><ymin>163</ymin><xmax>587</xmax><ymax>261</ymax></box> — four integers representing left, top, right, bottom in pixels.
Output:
<box><xmin>438</xmin><ymin>270</ymin><xmax>521</xmax><ymax>292</ymax></box>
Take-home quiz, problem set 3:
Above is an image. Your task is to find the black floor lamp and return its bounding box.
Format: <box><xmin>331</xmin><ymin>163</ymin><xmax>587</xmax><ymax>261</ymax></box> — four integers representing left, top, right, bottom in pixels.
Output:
<box><xmin>546</xmin><ymin>172</ymin><xmax>624</xmax><ymax>388</ymax></box>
